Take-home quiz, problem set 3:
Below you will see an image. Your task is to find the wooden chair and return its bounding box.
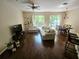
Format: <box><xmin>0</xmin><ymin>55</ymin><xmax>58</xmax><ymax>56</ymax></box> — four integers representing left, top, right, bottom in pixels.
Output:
<box><xmin>64</xmin><ymin>33</ymin><xmax>78</xmax><ymax>59</ymax></box>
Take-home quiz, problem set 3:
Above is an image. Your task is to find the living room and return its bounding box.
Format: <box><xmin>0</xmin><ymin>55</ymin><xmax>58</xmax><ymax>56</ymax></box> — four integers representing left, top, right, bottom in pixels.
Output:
<box><xmin>0</xmin><ymin>0</ymin><xmax>79</xmax><ymax>59</ymax></box>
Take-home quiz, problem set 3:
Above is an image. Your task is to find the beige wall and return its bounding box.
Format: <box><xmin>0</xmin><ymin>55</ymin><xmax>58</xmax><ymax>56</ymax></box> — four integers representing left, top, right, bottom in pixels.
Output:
<box><xmin>64</xmin><ymin>8</ymin><xmax>79</xmax><ymax>56</ymax></box>
<box><xmin>64</xmin><ymin>8</ymin><xmax>79</xmax><ymax>33</ymax></box>
<box><xmin>0</xmin><ymin>0</ymin><xmax>23</xmax><ymax>49</ymax></box>
<box><xmin>23</xmin><ymin>12</ymin><xmax>65</xmax><ymax>30</ymax></box>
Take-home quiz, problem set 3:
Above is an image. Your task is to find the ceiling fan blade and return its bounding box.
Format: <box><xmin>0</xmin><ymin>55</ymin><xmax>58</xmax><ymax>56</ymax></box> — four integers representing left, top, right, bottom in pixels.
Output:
<box><xmin>33</xmin><ymin>7</ymin><xmax>40</xmax><ymax>10</ymax></box>
<box><xmin>27</xmin><ymin>0</ymin><xmax>39</xmax><ymax>5</ymax></box>
<box><xmin>36</xmin><ymin>6</ymin><xmax>40</xmax><ymax>7</ymax></box>
<box><xmin>24</xmin><ymin>0</ymin><xmax>36</xmax><ymax>6</ymax></box>
<box><xmin>18</xmin><ymin>0</ymin><xmax>33</xmax><ymax>5</ymax></box>
<box><xmin>16</xmin><ymin>0</ymin><xmax>40</xmax><ymax>10</ymax></box>
<box><xmin>26</xmin><ymin>5</ymin><xmax>32</xmax><ymax>7</ymax></box>
<box><xmin>27</xmin><ymin>0</ymin><xmax>34</xmax><ymax>5</ymax></box>
<box><xmin>26</xmin><ymin>4</ymin><xmax>40</xmax><ymax>8</ymax></box>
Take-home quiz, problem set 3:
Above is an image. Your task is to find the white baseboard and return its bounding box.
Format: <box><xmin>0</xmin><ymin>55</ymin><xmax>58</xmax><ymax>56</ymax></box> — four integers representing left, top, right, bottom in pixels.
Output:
<box><xmin>0</xmin><ymin>46</ymin><xmax>7</xmax><ymax>55</ymax></box>
<box><xmin>75</xmin><ymin>45</ymin><xmax>79</xmax><ymax>59</ymax></box>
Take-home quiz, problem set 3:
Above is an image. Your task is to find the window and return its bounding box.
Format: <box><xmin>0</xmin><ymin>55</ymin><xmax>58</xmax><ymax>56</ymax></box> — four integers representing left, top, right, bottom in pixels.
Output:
<box><xmin>49</xmin><ymin>15</ymin><xmax>60</xmax><ymax>28</ymax></box>
<box><xmin>33</xmin><ymin>15</ymin><xmax>45</xmax><ymax>27</ymax></box>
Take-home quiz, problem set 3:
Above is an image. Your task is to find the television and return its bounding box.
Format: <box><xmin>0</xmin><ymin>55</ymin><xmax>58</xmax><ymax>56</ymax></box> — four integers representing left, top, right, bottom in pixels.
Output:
<box><xmin>10</xmin><ymin>24</ymin><xmax>22</xmax><ymax>34</ymax></box>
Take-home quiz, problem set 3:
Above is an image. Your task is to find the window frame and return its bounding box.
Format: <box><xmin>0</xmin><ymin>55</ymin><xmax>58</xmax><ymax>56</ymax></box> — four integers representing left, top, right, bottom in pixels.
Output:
<box><xmin>49</xmin><ymin>15</ymin><xmax>61</xmax><ymax>28</ymax></box>
<box><xmin>32</xmin><ymin>15</ymin><xmax>45</xmax><ymax>27</ymax></box>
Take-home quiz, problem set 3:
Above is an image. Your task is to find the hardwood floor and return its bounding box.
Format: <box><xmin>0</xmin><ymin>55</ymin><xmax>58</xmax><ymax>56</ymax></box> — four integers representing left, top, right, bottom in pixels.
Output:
<box><xmin>0</xmin><ymin>32</ymin><xmax>77</xmax><ymax>59</ymax></box>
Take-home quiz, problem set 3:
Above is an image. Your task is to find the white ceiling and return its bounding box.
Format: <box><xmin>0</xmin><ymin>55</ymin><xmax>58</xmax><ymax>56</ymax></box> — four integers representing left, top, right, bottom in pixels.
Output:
<box><xmin>8</xmin><ymin>0</ymin><xmax>79</xmax><ymax>12</ymax></box>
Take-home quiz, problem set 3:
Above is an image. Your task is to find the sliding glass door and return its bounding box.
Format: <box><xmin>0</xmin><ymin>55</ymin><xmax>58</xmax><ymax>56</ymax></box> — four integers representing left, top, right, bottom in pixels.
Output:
<box><xmin>33</xmin><ymin>15</ymin><xmax>45</xmax><ymax>28</ymax></box>
<box><xmin>49</xmin><ymin>15</ymin><xmax>60</xmax><ymax>28</ymax></box>
<box><xmin>32</xmin><ymin>15</ymin><xmax>61</xmax><ymax>29</ymax></box>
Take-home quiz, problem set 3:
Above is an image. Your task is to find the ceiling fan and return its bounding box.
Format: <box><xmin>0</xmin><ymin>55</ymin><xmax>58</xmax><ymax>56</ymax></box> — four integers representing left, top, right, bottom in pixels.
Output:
<box><xmin>16</xmin><ymin>0</ymin><xmax>40</xmax><ymax>10</ymax></box>
<box><xmin>28</xmin><ymin>3</ymin><xmax>40</xmax><ymax>10</ymax></box>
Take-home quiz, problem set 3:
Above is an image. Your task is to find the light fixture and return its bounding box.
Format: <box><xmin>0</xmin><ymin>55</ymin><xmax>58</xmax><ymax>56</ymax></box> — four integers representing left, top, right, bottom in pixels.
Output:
<box><xmin>64</xmin><ymin>8</ymin><xmax>68</xmax><ymax>19</ymax></box>
<box><xmin>63</xmin><ymin>3</ymin><xmax>68</xmax><ymax>5</ymax></box>
<box><xmin>59</xmin><ymin>2</ymin><xmax>68</xmax><ymax>8</ymax></box>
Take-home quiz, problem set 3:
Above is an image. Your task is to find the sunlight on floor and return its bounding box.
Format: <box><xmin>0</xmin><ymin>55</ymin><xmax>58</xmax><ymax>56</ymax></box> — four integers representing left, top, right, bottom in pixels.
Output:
<box><xmin>54</xmin><ymin>30</ymin><xmax>58</xmax><ymax>43</ymax></box>
<box><xmin>34</xmin><ymin>34</ymin><xmax>42</xmax><ymax>44</ymax></box>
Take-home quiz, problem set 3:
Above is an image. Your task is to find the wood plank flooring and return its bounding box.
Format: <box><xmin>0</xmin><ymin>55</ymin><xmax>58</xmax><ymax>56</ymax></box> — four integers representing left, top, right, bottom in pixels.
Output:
<box><xmin>0</xmin><ymin>32</ymin><xmax>77</xmax><ymax>59</ymax></box>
